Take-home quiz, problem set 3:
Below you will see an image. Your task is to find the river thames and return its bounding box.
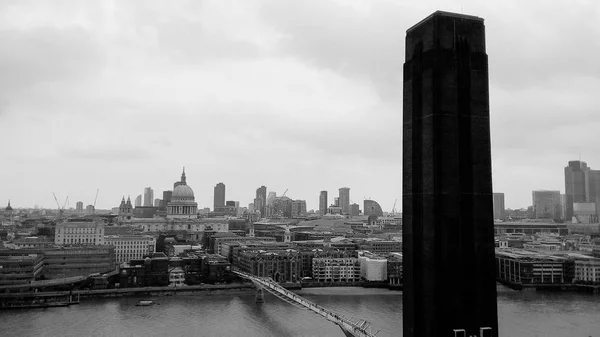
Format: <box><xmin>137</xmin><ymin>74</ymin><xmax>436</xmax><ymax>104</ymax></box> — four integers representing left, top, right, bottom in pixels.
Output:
<box><xmin>1</xmin><ymin>285</ymin><xmax>599</xmax><ymax>337</ymax></box>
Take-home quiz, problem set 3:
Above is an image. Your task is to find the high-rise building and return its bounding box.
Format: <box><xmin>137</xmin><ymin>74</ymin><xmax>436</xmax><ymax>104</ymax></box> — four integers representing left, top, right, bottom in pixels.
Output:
<box><xmin>267</xmin><ymin>192</ymin><xmax>277</xmax><ymax>206</ymax></box>
<box><xmin>364</xmin><ymin>200</ymin><xmax>383</xmax><ymax>217</ymax></box>
<box><xmin>248</xmin><ymin>203</ymin><xmax>255</xmax><ymax>212</ymax></box>
<box><xmin>76</xmin><ymin>201</ymin><xmax>83</xmax><ymax>213</ymax></box>
<box><xmin>154</xmin><ymin>198</ymin><xmax>161</xmax><ymax>207</ymax></box>
<box><xmin>291</xmin><ymin>200</ymin><xmax>307</xmax><ymax>217</ymax></box>
<box><xmin>403</xmin><ymin>11</ymin><xmax>498</xmax><ymax>336</ymax></box>
<box><xmin>319</xmin><ymin>191</ymin><xmax>328</xmax><ymax>215</ymax></box>
<box><xmin>85</xmin><ymin>205</ymin><xmax>95</xmax><ymax>215</ymax></box>
<box><xmin>338</xmin><ymin>187</ymin><xmax>350</xmax><ymax>214</ymax></box>
<box><xmin>214</xmin><ymin>183</ymin><xmax>226</xmax><ymax>211</ymax></box>
<box><xmin>134</xmin><ymin>195</ymin><xmax>142</xmax><ymax>207</ymax></box>
<box><xmin>532</xmin><ymin>190</ymin><xmax>561</xmax><ymax>219</ymax></box>
<box><xmin>349</xmin><ymin>203</ymin><xmax>360</xmax><ymax>216</ymax></box>
<box><xmin>585</xmin><ymin>170</ymin><xmax>600</xmax><ymax>205</ymax></box>
<box><xmin>334</xmin><ymin>197</ymin><xmax>339</xmax><ymax>207</ymax></box>
<box><xmin>565</xmin><ymin>160</ymin><xmax>589</xmax><ymax>221</ymax></box>
<box><xmin>143</xmin><ymin>187</ymin><xmax>154</xmax><ymax>207</ymax></box>
<box><xmin>162</xmin><ymin>190</ymin><xmax>173</xmax><ymax>210</ymax></box>
<box><xmin>255</xmin><ymin>186</ymin><xmax>266</xmax><ymax>216</ymax></box>
<box><xmin>492</xmin><ymin>193</ymin><xmax>505</xmax><ymax>220</ymax></box>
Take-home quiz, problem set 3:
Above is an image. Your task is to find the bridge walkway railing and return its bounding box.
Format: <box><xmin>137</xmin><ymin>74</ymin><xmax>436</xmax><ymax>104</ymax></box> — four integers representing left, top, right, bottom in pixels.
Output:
<box><xmin>233</xmin><ymin>269</ymin><xmax>379</xmax><ymax>337</ymax></box>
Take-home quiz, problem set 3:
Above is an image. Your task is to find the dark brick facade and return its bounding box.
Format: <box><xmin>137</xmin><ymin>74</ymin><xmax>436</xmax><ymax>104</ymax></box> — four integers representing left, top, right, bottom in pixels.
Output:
<box><xmin>403</xmin><ymin>11</ymin><xmax>498</xmax><ymax>337</ymax></box>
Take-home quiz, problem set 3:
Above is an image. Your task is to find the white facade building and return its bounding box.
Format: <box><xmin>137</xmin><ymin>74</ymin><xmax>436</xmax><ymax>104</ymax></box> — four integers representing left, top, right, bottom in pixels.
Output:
<box><xmin>169</xmin><ymin>267</ymin><xmax>185</xmax><ymax>287</ymax></box>
<box><xmin>105</xmin><ymin>235</ymin><xmax>156</xmax><ymax>264</ymax></box>
<box><xmin>312</xmin><ymin>257</ymin><xmax>360</xmax><ymax>283</ymax></box>
<box><xmin>135</xmin><ymin>218</ymin><xmax>229</xmax><ymax>233</ymax></box>
<box><xmin>574</xmin><ymin>259</ymin><xmax>600</xmax><ymax>283</ymax></box>
<box><xmin>359</xmin><ymin>252</ymin><xmax>388</xmax><ymax>282</ymax></box>
<box><xmin>55</xmin><ymin>221</ymin><xmax>105</xmax><ymax>245</ymax></box>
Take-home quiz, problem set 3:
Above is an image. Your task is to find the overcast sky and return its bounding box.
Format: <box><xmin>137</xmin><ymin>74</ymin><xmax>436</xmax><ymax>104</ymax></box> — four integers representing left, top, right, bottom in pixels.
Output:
<box><xmin>1</xmin><ymin>0</ymin><xmax>599</xmax><ymax>211</ymax></box>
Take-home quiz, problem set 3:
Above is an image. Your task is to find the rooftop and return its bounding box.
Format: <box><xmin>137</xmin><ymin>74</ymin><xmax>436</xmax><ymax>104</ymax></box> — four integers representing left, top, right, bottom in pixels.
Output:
<box><xmin>407</xmin><ymin>10</ymin><xmax>484</xmax><ymax>34</ymax></box>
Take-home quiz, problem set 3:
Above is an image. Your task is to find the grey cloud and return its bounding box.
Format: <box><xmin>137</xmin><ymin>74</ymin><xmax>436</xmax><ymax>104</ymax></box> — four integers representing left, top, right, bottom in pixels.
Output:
<box><xmin>258</xmin><ymin>0</ymin><xmax>408</xmax><ymax>101</ymax></box>
<box><xmin>0</xmin><ymin>27</ymin><xmax>106</xmax><ymax>92</ymax></box>
<box><xmin>61</xmin><ymin>147</ymin><xmax>153</xmax><ymax>161</ymax></box>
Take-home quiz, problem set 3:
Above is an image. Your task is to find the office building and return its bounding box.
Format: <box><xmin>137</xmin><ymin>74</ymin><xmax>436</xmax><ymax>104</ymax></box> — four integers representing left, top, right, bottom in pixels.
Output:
<box><xmin>565</xmin><ymin>161</ymin><xmax>589</xmax><ymax>221</ymax></box>
<box><xmin>154</xmin><ymin>198</ymin><xmax>161</xmax><ymax>207</ymax></box>
<box><xmin>162</xmin><ymin>190</ymin><xmax>173</xmax><ymax>210</ymax></box>
<box><xmin>214</xmin><ymin>183</ymin><xmax>226</xmax><ymax>211</ymax></box>
<box><xmin>532</xmin><ymin>190</ymin><xmax>561</xmax><ymax>219</ymax></box>
<box><xmin>334</xmin><ymin>197</ymin><xmax>339</xmax><ymax>207</ymax></box>
<box><xmin>319</xmin><ymin>191</ymin><xmax>328</xmax><ymax>215</ymax></box>
<box><xmin>291</xmin><ymin>200</ymin><xmax>307</xmax><ymax>217</ymax></box>
<box><xmin>338</xmin><ymin>188</ymin><xmax>350</xmax><ymax>214</ymax></box>
<box><xmin>85</xmin><ymin>205</ymin><xmax>94</xmax><ymax>214</ymax></box>
<box><xmin>135</xmin><ymin>195</ymin><xmax>142</xmax><ymax>207</ymax></box>
<box><xmin>55</xmin><ymin>221</ymin><xmax>105</xmax><ymax>245</ymax></box>
<box><xmin>349</xmin><ymin>203</ymin><xmax>360</xmax><ymax>216</ymax></box>
<box><xmin>105</xmin><ymin>235</ymin><xmax>156</xmax><ymax>264</ymax></box>
<box><xmin>403</xmin><ymin>11</ymin><xmax>498</xmax><ymax>336</ymax></box>
<box><xmin>256</xmin><ymin>186</ymin><xmax>267</xmax><ymax>216</ymax></box>
<box><xmin>76</xmin><ymin>201</ymin><xmax>83</xmax><ymax>213</ymax></box>
<box><xmin>492</xmin><ymin>193</ymin><xmax>505</xmax><ymax>220</ymax></box>
<box><xmin>364</xmin><ymin>199</ymin><xmax>384</xmax><ymax>217</ymax></box>
<box><xmin>143</xmin><ymin>187</ymin><xmax>154</xmax><ymax>207</ymax></box>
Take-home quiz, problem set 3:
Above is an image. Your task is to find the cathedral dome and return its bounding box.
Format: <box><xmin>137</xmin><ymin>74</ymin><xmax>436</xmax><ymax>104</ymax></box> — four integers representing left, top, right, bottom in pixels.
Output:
<box><xmin>172</xmin><ymin>184</ymin><xmax>194</xmax><ymax>200</ymax></box>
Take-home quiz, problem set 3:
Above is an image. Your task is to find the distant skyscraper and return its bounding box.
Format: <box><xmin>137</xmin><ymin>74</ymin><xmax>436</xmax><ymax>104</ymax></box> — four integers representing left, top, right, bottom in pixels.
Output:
<box><xmin>162</xmin><ymin>190</ymin><xmax>173</xmax><ymax>210</ymax></box>
<box><xmin>349</xmin><ymin>203</ymin><xmax>360</xmax><ymax>216</ymax></box>
<box><xmin>338</xmin><ymin>187</ymin><xmax>350</xmax><ymax>214</ymax></box>
<box><xmin>143</xmin><ymin>187</ymin><xmax>154</xmax><ymax>207</ymax></box>
<box><xmin>135</xmin><ymin>195</ymin><xmax>142</xmax><ymax>207</ymax></box>
<box><xmin>334</xmin><ymin>197</ymin><xmax>339</xmax><ymax>207</ymax></box>
<box><xmin>248</xmin><ymin>203</ymin><xmax>255</xmax><ymax>212</ymax></box>
<box><xmin>256</xmin><ymin>186</ymin><xmax>266</xmax><ymax>216</ymax></box>
<box><xmin>214</xmin><ymin>183</ymin><xmax>226</xmax><ymax>211</ymax></box>
<box><xmin>585</xmin><ymin>169</ymin><xmax>600</xmax><ymax>204</ymax></box>
<box><xmin>319</xmin><ymin>191</ymin><xmax>328</xmax><ymax>215</ymax></box>
<box><xmin>267</xmin><ymin>192</ymin><xmax>277</xmax><ymax>205</ymax></box>
<box><xmin>364</xmin><ymin>199</ymin><xmax>383</xmax><ymax>217</ymax></box>
<box><xmin>85</xmin><ymin>205</ymin><xmax>94</xmax><ymax>214</ymax></box>
<box><xmin>565</xmin><ymin>161</ymin><xmax>589</xmax><ymax>221</ymax></box>
<box><xmin>154</xmin><ymin>198</ymin><xmax>161</xmax><ymax>207</ymax></box>
<box><xmin>492</xmin><ymin>193</ymin><xmax>505</xmax><ymax>220</ymax></box>
<box><xmin>291</xmin><ymin>200</ymin><xmax>307</xmax><ymax>217</ymax></box>
<box><xmin>76</xmin><ymin>201</ymin><xmax>83</xmax><ymax>213</ymax></box>
<box><xmin>532</xmin><ymin>190</ymin><xmax>561</xmax><ymax>219</ymax></box>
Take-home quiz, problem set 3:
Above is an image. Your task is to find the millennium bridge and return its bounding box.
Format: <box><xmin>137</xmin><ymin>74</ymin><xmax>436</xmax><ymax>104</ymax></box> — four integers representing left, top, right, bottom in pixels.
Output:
<box><xmin>232</xmin><ymin>269</ymin><xmax>380</xmax><ymax>337</ymax></box>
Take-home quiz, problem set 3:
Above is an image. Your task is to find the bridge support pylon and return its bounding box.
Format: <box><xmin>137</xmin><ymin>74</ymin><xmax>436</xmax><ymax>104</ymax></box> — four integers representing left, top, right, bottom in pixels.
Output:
<box><xmin>255</xmin><ymin>287</ymin><xmax>264</xmax><ymax>303</ymax></box>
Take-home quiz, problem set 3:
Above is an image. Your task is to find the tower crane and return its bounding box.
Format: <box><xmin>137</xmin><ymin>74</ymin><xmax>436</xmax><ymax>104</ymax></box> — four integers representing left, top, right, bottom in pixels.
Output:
<box><xmin>391</xmin><ymin>199</ymin><xmax>397</xmax><ymax>216</ymax></box>
<box><xmin>93</xmin><ymin>189</ymin><xmax>99</xmax><ymax>214</ymax></box>
<box><xmin>282</xmin><ymin>189</ymin><xmax>288</xmax><ymax>197</ymax></box>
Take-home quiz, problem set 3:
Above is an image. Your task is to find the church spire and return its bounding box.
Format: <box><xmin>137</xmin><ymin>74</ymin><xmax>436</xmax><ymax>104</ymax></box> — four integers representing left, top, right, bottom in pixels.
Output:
<box><xmin>181</xmin><ymin>167</ymin><xmax>187</xmax><ymax>185</ymax></box>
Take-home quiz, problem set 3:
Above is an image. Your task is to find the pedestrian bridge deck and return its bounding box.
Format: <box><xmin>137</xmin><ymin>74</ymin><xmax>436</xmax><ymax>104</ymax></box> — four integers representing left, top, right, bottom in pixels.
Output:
<box><xmin>232</xmin><ymin>269</ymin><xmax>379</xmax><ymax>337</ymax></box>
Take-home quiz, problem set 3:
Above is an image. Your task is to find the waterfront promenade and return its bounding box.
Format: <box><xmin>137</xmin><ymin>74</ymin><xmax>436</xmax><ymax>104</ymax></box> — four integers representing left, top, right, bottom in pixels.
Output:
<box><xmin>0</xmin><ymin>283</ymin><xmax>254</xmax><ymax>300</ymax></box>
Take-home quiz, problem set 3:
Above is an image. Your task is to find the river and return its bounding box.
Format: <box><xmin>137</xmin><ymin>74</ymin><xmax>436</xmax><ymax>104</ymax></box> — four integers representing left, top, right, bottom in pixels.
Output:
<box><xmin>1</xmin><ymin>285</ymin><xmax>599</xmax><ymax>337</ymax></box>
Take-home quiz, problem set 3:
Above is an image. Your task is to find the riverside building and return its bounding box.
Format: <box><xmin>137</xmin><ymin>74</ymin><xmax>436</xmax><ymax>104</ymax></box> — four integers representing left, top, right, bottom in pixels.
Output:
<box><xmin>55</xmin><ymin>221</ymin><xmax>105</xmax><ymax>245</ymax></box>
<box><xmin>105</xmin><ymin>235</ymin><xmax>156</xmax><ymax>264</ymax></box>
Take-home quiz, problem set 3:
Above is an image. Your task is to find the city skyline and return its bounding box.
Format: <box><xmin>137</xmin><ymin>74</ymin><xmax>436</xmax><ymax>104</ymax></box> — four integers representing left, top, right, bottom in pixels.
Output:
<box><xmin>2</xmin><ymin>1</ymin><xmax>599</xmax><ymax>211</ymax></box>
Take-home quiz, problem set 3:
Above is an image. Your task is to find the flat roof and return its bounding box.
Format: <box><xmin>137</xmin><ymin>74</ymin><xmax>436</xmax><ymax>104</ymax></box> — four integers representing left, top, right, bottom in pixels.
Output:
<box><xmin>407</xmin><ymin>10</ymin><xmax>484</xmax><ymax>34</ymax></box>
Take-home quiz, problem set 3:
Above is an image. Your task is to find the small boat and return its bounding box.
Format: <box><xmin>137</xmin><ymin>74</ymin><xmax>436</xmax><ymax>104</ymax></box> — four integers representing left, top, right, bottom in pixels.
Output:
<box><xmin>135</xmin><ymin>300</ymin><xmax>155</xmax><ymax>306</ymax></box>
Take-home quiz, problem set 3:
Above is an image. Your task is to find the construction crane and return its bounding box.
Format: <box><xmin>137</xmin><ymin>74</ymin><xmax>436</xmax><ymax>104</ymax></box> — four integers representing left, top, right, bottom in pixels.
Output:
<box><xmin>63</xmin><ymin>196</ymin><xmax>69</xmax><ymax>210</ymax></box>
<box><xmin>52</xmin><ymin>192</ymin><xmax>65</xmax><ymax>220</ymax></box>
<box><xmin>391</xmin><ymin>199</ymin><xmax>397</xmax><ymax>216</ymax></box>
<box><xmin>93</xmin><ymin>189</ymin><xmax>99</xmax><ymax>214</ymax></box>
<box><xmin>282</xmin><ymin>189</ymin><xmax>288</xmax><ymax>198</ymax></box>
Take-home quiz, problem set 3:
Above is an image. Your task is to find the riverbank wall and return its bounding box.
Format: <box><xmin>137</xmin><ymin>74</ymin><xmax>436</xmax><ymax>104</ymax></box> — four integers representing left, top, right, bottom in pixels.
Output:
<box><xmin>0</xmin><ymin>283</ymin><xmax>256</xmax><ymax>300</ymax></box>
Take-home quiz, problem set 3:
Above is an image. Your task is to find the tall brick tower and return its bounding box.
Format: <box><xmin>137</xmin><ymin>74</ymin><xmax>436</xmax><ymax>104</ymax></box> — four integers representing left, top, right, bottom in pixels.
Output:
<box><xmin>402</xmin><ymin>11</ymin><xmax>498</xmax><ymax>337</ymax></box>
